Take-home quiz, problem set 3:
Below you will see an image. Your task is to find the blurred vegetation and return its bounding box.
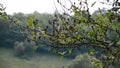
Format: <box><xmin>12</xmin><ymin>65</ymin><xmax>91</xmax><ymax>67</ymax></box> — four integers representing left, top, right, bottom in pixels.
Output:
<box><xmin>0</xmin><ymin>0</ymin><xmax>120</xmax><ymax>68</ymax></box>
<box><xmin>68</xmin><ymin>53</ymin><xmax>94</xmax><ymax>68</ymax></box>
<box><xmin>67</xmin><ymin>54</ymin><xmax>120</xmax><ymax>68</ymax></box>
<box><xmin>14</xmin><ymin>40</ymin><xmax>35</xmax><ymax>58</ymax></box>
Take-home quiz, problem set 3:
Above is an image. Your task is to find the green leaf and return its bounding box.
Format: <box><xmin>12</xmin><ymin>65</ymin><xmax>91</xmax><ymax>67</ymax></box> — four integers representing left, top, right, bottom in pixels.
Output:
<box><xmin>34</xmin><ymin>46</ymin><xmax>40</xmax><ymax>50</ymax></box>
<box><xmin>61</xmin><ymin>19</ymin><xmax>65</xmax><ymax>24</ymax></box>
<box><xmin>98</xmin><ymin>44</ymin><xmax>106</xmax><ymax>48</ymax></box>
<box><xmin>32</xmin><ymin>32</ymin><xmax>35</xmax><ymax>35</ymax></box>
<box><xmin>69</xmin><ymin>49</ymin><xmax>72</xmax><ymax>55</ymax></box>
<box><xmin>108</xmin><ymin>51</ymin><xmax>113</xmax><ymax>56</ymax></box>
<box><xmin>52</xmin><ymin>49</ymin><xmax>57</xmax><ymax>54</ymax></box>
<box><xmin>59</xmin><ymin>40</ymin><xmax>66</xmax><ymax>45</ymax></box>
<box><xmin>98</xmin><ymin>13</ymin><xmax>103</xmax><ymax>19</ymax></box>
<box><xmin>66</xmin><ymin>37</ymin><xmax>72</xmax><ymax>43</ymax></box>
<box><xmin>80</xmin><ymin>16</ymin><xmax>86</xmax><ymax>22</ymax></box>
<box><xmin>89</xmin><ymin>47</ymin><xmax>95</xmax><ymax>55</ymax></box>
<box><xmin>117</xmin><ymin>44</ymin><xmax>120</xmax><ymax>51</ymax></box>
<box><xmin>72</xmin><ymin>5</ymin><xmax>77</xmax><ymax>11</ymax></box>
<box><xmin>91</xmin><ymin>58</ymin><xmax>103</xmax><ymax>68</ymax></box>
<box><xmin>89</xmin><ymin>32</ymin><xmax>96</xmax><ymax>36</ymax></box>
<box><xmin>15</xmin><ymin>18</ymin><xmax>19</xmax><ymax>23</ymax></box>
<box><xmin>97</xmin><ymin>35</ymin><xmax>103</xmax><ymax>40</ymax></box>
<box><xmin>90</xmin><ymin>51</ymin><xmax>95</xmax><ymax>56</ymax></box>
<box><xmin>76</xmin><ymin>34</ymin><xmax>81</xmax><ymax>40</ymax></box>
<box><xmin>37</xmin><ymin>22</ymin><xmax>42</xmax><ymax>27</ymax></box>
<box><xmin>58</xmin><ymin>52</ymin><xmax>65</xmax><ymax>55</ymax></box>
<box><xmin>41</xmin><ymin>31</ymin><xmax>46</xmax><ymax>35</ymax></box>
<box><xmin>74</xmin><ymin>11</ymin><xmax>80</xmax><ymax>16</ymax></box>
<box><xmin>34</xmin><ymin>36</ymin><xmax>38</xmax><ymax>41</ymax></box>
<box><xmin>111</xmin><ymin>37</ymin><xmax>117</xmax><ymax>41</ymax></box>
<box><xmin>27</xmin><ymin>17</ymin><xmax>34</xmax><ymax>28</ymax></box>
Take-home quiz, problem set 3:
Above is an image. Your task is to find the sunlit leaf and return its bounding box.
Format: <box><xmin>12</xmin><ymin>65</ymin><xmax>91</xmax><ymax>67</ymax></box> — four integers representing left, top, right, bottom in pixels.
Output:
<box><xmin>15</xmin><ymin>18</ymin><xmax>19</xmax><ymax>23</ymax></box>
<box><xmin>76</xmin><ymin>34</ymin><xmax>81</xmax><ymax>40</ymax></box>
<box><xmin>27</xmin><ymin>17</ymin><xmax>34</xmax><ymax>28</ymax></box>
<box><xmin>41</xmin><ymin>31</ymin><xmax>45</xmax><ymax>35</ymax></box>
<box><xmin>58</xmin><ymin>51</ymin><xmax>65</xmax><ymax>55</ymax></box>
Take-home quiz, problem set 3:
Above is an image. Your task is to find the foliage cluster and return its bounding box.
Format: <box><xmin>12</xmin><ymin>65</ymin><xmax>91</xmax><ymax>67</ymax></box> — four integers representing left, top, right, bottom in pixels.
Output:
<box><xmin>14</xmin><ymin>41</ymin><xmax>35</xmax><ymax>58</ymax></box>
<box><xmin>67</xmin><ymin>54</ymin><xmax>120</xmax><ymax>68</ymax></box>
<box><xmin>68</xmin><ymin>53</ymin><xmax>93</xmax><ymax>68</ymax></box>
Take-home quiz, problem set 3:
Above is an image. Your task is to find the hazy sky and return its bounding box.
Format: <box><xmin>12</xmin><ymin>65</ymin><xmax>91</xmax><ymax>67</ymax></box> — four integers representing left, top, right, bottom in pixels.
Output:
<box><xmin>1</xmin><ymin>0</ymin><xmax>56</xmax><ymax>14</ymax></box>
<box><xmin>0</xmin><ymin>0</ymin><xmax>112</xmax><ymax>14</ymax></box>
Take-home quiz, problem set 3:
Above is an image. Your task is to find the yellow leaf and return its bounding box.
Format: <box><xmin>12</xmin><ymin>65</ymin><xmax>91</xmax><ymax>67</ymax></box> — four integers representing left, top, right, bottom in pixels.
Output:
<box><xmin>41</xmin><ymin>31</ymin><xmax>45</xmax><ymax>34</ymax></box>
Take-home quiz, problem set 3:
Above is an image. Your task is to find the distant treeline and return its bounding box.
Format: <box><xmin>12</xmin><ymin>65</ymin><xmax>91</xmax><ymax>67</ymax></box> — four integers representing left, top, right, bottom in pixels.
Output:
<box><xmin>0</xmin><ymin>12</ymin><xmax>52</xmax><ymax>47</ymax></box>
<box><xmin>0</xmin><ymin>12</ymin><xmax>87</xmax><ymax>58</ymax></box>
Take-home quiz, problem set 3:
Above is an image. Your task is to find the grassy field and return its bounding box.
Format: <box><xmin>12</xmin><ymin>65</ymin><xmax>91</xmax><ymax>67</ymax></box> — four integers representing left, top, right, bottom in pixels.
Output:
<box><xmin>0</xmin><ymin>47</ymin><xmax>72</xmax><ymax>68</ymax></box>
